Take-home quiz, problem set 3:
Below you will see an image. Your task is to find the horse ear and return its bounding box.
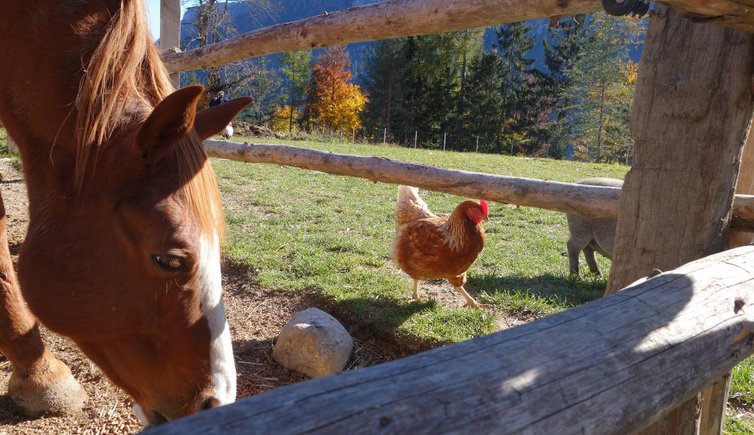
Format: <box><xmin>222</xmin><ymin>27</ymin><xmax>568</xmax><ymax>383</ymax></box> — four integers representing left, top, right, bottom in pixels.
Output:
<box><xmin>195</xmin><ymin>97</ymin><xmax>253</xmax><ymax>141</ymax></box>
<box><xmin>136</xmin><ymin>85</ymin><xmax>204</xmax><ymax>163</ymax></box>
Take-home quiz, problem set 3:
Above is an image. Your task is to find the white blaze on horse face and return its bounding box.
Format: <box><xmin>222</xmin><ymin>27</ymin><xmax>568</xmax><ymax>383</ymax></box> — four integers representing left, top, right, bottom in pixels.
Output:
<box><xmin>133</xmin><ymin>404</ymin><xmax>150</xmax><ymax>426</ymax></box>
<box><xmin>199</xmin><ymin>233</ymin><xmax>236</xmax><ymax>405</ymax></box>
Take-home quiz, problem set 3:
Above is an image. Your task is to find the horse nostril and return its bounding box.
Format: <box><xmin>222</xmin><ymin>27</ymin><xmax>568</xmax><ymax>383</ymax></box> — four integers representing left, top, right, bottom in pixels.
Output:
<box><xmin>201</xmin><ymin>396</ymin><xmax>221</xmax><ymax>411</ymax></box>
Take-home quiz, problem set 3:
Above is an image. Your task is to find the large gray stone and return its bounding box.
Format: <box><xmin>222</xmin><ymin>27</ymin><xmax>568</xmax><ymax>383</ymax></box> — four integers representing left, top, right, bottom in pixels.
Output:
<box><xmin>273</xmin><ymin>308</ymin><xmax>353</xmax><ymax>378</ymax></box>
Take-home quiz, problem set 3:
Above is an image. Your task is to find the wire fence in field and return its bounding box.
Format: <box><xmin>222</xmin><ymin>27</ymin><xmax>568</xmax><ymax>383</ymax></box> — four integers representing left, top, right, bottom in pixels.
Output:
<box><xmin>323</xmin><ymin>126</ymin><xmax>634</xmax><ymax>165</ymax></box>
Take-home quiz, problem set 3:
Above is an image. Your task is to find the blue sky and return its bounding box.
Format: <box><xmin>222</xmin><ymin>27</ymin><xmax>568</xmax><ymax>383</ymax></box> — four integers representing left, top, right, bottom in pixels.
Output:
<box><xmin>146</xmin><ymin>0</ymin><xmax>189</xmax><ymax>40</ymax></box>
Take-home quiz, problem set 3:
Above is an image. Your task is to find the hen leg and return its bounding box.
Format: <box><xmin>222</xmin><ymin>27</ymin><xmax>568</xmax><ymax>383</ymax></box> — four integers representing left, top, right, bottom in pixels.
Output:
<box><xmin>449</xmin><ymin>274</ymin><xmax>485</xmax><ymax>308</ymax></box>
<box><xmin>454</xmin><ymin>286</ymin><xmax>488</xmax><ymax>308</ymax></box>
<box><xmin>412</xmin><ymin>279</ymin><xmax>420</xmax><ymax>301</ymax></box>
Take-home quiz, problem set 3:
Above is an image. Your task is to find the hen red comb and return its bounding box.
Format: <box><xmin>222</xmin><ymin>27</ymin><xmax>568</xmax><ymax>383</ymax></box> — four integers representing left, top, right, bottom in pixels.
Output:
<box><xmin>479</xmin><ymin>199</ymin><xmax>489</xmax><ymax>217</ymax></box>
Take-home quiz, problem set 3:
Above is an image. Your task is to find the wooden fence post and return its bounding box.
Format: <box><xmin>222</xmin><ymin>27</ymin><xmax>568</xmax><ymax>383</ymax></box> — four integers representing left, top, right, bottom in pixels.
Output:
<box><xmin>414</xmin><ymin>130</ymin><xmax>418</xmax><ymax>148</ymax></box>
<box><xmin>159</xmin><ymin>0</ymin><xmax>181</xmax><ymax>89</ymax></box>
<box><xmin>728</xmin><ymin>132</ymin><xmax>754</xmax><ymax>248</ymax></box>
<box><xmin>443</xmin><ymin>132</ymin><xmax>446</xmax><ymax>151</ymax></box>
<box><xmin>605</xmin><ymin>5</ymin><xmax>754</xmax><ymax>434</ymax></box>
<box><xmin>701</xmin><ymin>80</ymin><xmax>754</xmax><ymax>435</ymax></box>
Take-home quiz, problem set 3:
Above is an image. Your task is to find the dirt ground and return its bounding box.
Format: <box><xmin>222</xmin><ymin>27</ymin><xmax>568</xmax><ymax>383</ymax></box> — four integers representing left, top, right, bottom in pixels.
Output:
<box><xmin>0</xmin><ymin>158</ymin><xmax>456</xmax><ymax>434</ymax></box>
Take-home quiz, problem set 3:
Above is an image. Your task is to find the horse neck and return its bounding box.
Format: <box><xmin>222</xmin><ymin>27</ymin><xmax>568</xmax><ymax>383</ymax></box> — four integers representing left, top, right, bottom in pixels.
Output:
<box><xmin>0</xmin><ymin>2</ymin><xmax>146</xmax><ymax>201</ymax></box>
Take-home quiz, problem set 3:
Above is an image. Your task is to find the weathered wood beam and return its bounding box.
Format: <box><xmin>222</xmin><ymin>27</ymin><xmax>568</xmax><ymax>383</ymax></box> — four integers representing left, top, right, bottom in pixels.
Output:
<box><xmin>605</xmin><ymin>5</ymin><xmax>754</xmax><ymax>434</ymax></box>
<box><xmin>159</xmin><ymin>0</ymin><xmax>181</xmax><ymax>88</ymax></box>
<box><xmin>665</xmin><ymin>0</ymin><xmax>754</xmax><ymax>32</ymax></box>
<box><xmin>163</xmin><ymin>0</ymin><xmax>603</xmax><ymax>72</ymax></box>
<box><xmin>149</xmin><ymin>246</ymin><xmax>754</xmax><ymax>434</ymax></box>
<box><xmin>728</xmin><ymin>116</ymin><xmax>754</xmax><ymax>244</ymax></box>
<box><xmin>163</xmin><ymin>0</ymin><xmax>754</xmax><ymax>73</ymax></box>
<box><xmin>205</xmin><ymin>139</ymin><xmax>621</xmax><ymax>217</ymax></box>
<box><xmin>204</xmin><ymin>139</ymin><xmax>754</xmax><ymax>228</ymax></box>
<box><xmin>732</xmin><ymin>194</ymin><xmax>754</xmax><ymax>230</ymax></box>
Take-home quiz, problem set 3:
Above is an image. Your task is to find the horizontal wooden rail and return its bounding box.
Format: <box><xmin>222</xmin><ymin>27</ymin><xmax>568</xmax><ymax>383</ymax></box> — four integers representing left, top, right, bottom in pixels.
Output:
<box><xmin>205</xmin><ymin>140</ymin><xmax>620</xmax><ymax>217</ymax></box>
<box><xmin>149</xmin><ymin>246</ymin><xmax>754</xmax><ymax>433</ymax></box>
<box><xmin>732</xmin><ymin>194</ymin><xmax>754</xmax><ymax>230</ymax></box>
<box><xmin>204</xmin><ymin>139</ymin><xmax>754</xmax><ymax>227</ymax></box>
<box><xmin>163</xmin><ymin>0</ymin><xmax>603</xmax><ymax>72</ymax></box>
<box><xmin>163</xmin><ymin>0</ymin><xmax>754</xmax><ymax>73</ymax></box>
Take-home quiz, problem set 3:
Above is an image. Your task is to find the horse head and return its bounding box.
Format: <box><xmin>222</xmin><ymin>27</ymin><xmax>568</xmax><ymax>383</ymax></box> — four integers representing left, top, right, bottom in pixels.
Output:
<box><xmin>18</xmin><ymin>85</ymin><xmax>251</xmax><ymax>424</ymax></box>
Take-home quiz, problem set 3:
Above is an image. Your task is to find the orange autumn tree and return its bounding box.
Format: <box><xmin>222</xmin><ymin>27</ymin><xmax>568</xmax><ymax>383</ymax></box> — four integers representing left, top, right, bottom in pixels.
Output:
<box><xmin>304</xmin><ymin>47</ymin><xmax>367</xmax><ymax>135</ymax></box>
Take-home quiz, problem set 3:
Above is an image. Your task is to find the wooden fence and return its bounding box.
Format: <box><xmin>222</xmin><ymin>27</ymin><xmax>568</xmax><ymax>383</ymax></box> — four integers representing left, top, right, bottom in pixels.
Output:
<box><xmin>153</xmin><ymin>0</ymin><xmax>754</xmax><ymax>432</ymax></box>
<box><xmin>162</xmin><ymin>0</ymin><xmax>754</xmax><ymax>73</ymax></box>
<box><xmin>148</xmin><ymin>246</ymin><xmax>754</xmax><ymax>434</ymax></box>
<box><xmin>205</xmin><ymin>139</ymin><xmax>754</xmax><ymax>228</ymax></box>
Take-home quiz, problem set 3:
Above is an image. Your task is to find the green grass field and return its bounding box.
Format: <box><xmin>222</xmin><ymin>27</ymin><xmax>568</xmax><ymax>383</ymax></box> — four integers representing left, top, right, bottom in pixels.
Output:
<box><xmin>215</xmin><ymin>136</ymin><xmax>754</xmax><ymax>432</ymax></box>
<box><xmin>215</xmin><ymin>138</ymin><xmax>627</xmax><ymax>342</ymax></box>
<box><xmin>0</xmin><ymin>129</ymin><xmax>750</xmax><ymax>430</ymax></box>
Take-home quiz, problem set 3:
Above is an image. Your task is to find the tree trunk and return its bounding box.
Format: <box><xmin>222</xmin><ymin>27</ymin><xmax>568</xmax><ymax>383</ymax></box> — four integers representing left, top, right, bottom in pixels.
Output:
<box><xmin>289</xmin><ymin>66</ymin><xmax>295</xmax><ymax>133</ymax></box>
<box><xmin>455</xmin><ymin>39</ymin><xmax>468</xmax><ymax>141</ymax></box>
<box><xmin>605</xmin><ymin>5</ymin><xmax>754</xmax><ymax>434</ymax></box>
<box><xmin>596</xmin><ymin>81</ymin><xmax>606</xmax><ymax>161</ymax></box>
<box><xmin>386</xmin><ymin>78</ymin><xmax>393</xmax><ymax>133</ymax></box>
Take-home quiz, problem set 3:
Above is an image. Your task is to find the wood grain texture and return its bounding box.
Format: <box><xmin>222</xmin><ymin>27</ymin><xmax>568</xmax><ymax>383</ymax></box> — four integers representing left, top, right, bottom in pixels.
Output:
<box><xmin>205</xmin><ymin>140</ymin><xmax>754</xmax><ymax>229</ymax></box>
<box><xmin>161</xmin><ymin>0</ymin><xmax>754</xmax><ymax>73</ymax></box>
<box><xmin>729</xmin><ymin>133</ymin><xmax>754</xmax><ymax>244</ymax></box>
<box><xmin>606</xmin><ymin>6</ymin><xmax>754</xmax><ymax>294</ymax></box>
<box><xmin>605</xmin><ymin>6</ymin><xmax>754</xmax><ymax>434</ymax></box>
<box><xmin>159</xmin><ymin>0</ymin><xmax>181</xmax><ymax>88</ymax></box>
<box><xmin>662</xmin><ymin>0</ymin><xmax>754</xmax><ymax>32</ymax></box>
<box><xmin>163</xmin><ymin>0</ymin><xmax>601</xmax><ymax>72</ymax></box>
<box><xmin>715</xmin><ymin>53</ymin><xmax>754</xmax><ymax>435</ymax></box>
<box><xmin>148</xmin><ymin>247</ymin><xmax>754</xmax><ymax>434</ymax></box>
<box><xmin>204</xmin><ymin>139</ymin><xmax>623</xmax><ymax>217</ymax></box>
<box><xmin>732</xmin><ymin>194</ymin><xmax>754</xmax><ymax>229</ymax></box>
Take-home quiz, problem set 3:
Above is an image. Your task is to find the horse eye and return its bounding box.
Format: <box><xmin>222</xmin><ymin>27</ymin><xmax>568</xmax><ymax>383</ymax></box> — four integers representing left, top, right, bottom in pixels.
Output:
<box><xmin>151</xmin><ymin>254</ymin><xmax>188</xmax><ymax>273</ymax></box>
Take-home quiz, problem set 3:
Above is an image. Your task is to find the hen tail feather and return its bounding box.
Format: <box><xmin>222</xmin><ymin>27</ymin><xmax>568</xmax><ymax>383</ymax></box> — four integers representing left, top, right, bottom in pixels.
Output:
<box><xmin>396</xmin><ymin>185</ymin><xmax>436</xmax><ymax>227</ymax></box>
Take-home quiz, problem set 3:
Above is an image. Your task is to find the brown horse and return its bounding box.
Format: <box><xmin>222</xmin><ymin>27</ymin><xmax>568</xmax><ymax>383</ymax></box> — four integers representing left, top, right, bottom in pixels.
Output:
<box><xmin>0</xmin><ymin>0</ymin><xmax>251</xmax><ymax>425</ymax></box>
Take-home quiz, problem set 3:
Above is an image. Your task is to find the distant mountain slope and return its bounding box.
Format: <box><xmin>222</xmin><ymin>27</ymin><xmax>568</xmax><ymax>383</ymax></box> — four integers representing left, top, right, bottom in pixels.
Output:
<box><xmin>181</xmin><ymin>0</ymin><xmax>373</xmax><ymax>79</ymax></box>
<box><xmin>180</xmin><ymin>1</ymin><xmax>642</xmax><ymax>81</ymax></box>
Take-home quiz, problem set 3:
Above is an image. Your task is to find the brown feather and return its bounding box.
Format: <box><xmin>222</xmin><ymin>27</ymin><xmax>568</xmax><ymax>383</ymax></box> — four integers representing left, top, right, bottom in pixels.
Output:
<box><xmin>391</xmin><ymin>189</ymin><xmax>486</xmax><ymax>284</ymax></box>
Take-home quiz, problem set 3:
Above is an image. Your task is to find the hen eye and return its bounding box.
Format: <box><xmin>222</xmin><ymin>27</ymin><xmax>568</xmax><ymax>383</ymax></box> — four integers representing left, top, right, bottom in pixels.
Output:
<box><xmin>151</xmin><ymin>254</ymin><xmax>188</xmax><ymax>273</ymax></box>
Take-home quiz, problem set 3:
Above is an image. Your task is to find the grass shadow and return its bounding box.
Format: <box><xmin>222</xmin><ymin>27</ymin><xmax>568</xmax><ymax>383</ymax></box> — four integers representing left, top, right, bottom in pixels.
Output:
<box><xmin>223</xmin><ymin>258</ymin><xmax>446</xmax><ymax>357</ymax></box>
<box><xmin>469</xmin><ymin>272</ymin><xmax>606</xmax><ymax>316</ymax></box>
<box><xmin>328</xmin><ymin>296</ymin><xmax>442</xmax><ymax>354</ymax></box>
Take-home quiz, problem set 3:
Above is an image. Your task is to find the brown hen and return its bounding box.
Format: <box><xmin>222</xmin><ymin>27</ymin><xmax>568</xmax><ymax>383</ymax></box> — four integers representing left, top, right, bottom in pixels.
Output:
<box><xmin>390</xmin><ymin>186</ymin><xmax>489</xmax><ymax>308</ymax></box>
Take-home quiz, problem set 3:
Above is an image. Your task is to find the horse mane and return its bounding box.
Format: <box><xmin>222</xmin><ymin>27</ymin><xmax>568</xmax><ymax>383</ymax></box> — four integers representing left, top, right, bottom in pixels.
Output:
<box><xmin>75</xmin><ymin>0</ymin><xmax>224</xmax><ymax>240</ymax></box>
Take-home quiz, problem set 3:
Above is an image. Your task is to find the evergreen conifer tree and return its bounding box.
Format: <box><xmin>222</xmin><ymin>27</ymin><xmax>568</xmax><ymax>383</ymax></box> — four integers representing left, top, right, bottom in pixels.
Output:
<box><xmin>280</xmin><ymin>51</ymin><xmax>312</xmax><ymax>132</ymax></box>
<box><xmin>541</xmin><ymin>15</ymin><xmax>590</xmax><ymax>157</ymax></box>
<box><xmin>565</xmin><ymin>13</ymin><xmax>642</xmax><ymax>162</ymax></box>
<box><xmin>463</xmin><ymin>52</ymin><xmax>505</xmax><ymax>152</ymax></box>
<box><xmin>362</xmin><ymin>39</ymin><xmax>411</xmax><ymax>138</ymax></box>
<box><xmin>495</xmin><ymin>22</ymin><xmax>539</xmax><ymax>154</ymax></box>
